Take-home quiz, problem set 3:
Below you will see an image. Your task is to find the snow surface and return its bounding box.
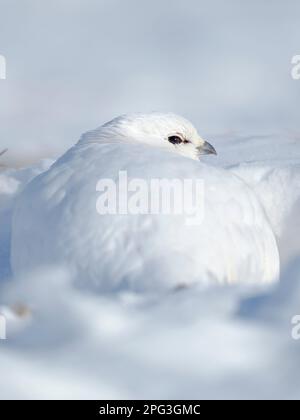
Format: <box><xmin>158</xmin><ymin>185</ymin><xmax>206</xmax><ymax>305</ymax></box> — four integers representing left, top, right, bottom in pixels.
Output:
<box><xmin>0</xmin><ymin>128</ymin><xmax>300</xmax><ymax>399</ymax></box>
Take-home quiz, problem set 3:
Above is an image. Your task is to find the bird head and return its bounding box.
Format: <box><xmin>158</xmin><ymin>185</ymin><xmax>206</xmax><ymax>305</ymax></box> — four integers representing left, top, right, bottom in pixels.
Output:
<box><xmin>79</xmin><ymin>112</ymin><xmax>217</xmax><ymax>160</ymax></box>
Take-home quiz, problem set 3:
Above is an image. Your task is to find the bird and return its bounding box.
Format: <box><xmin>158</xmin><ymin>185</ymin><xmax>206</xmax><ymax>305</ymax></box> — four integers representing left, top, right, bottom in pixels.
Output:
<box><xmin>11</xmin><ymin>113</ymin><xmax>279</xmax><ymax>292</ymax></box>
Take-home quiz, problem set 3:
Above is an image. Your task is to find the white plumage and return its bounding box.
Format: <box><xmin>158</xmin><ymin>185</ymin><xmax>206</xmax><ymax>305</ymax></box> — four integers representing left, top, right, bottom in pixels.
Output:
<box><xmin>11</xmin><ymin>113</ymin><xmax>279</xmax><ymax>292</ymax></box>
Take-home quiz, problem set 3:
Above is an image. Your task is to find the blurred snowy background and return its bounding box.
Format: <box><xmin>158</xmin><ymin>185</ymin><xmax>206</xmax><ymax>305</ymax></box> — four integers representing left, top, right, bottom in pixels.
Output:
<box><xmin>1</xmin><ymin>0</ymin><xmax>300</xmax><ymax>400</ymax></box>
<box><xmin>0</xmin><ymin>0</ymin><xmax>300</xmax><ymax>165</ymax></box>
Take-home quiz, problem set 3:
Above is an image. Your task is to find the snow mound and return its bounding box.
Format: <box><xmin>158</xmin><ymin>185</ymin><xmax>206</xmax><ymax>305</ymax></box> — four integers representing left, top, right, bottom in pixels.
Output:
<box><xmin>11</xmin><ymin>142</ymin><xmax>279</xmax><ymax>291</ymax></box>
<box><xmin>0</xmin><ymin>262</ymin><xmax>298</xmax><ymax>400</ymax></box>
<box><xmin>229</xmin><ymin>162</ymin><xmax>300</xmax><ymax>237</ymax></box>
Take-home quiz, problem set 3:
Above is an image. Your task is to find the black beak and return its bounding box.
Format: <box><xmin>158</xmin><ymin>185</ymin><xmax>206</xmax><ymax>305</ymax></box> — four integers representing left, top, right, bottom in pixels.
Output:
<box><xmin>197</xmin><ymin>141</ymin><xmax>217</xmax><ymax>156</ymax></box>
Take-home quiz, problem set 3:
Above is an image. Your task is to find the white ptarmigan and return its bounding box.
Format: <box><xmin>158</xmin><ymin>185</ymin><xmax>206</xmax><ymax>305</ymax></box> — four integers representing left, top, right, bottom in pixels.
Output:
<box><xmin>11</xmin><ymin>113</ymin><xmax>279</xmax><ymax>292</ymax></box>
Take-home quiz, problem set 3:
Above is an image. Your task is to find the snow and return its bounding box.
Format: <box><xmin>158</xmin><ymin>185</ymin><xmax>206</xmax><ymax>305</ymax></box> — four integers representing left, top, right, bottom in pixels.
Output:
<box><xmin>2</xmin><ymin>1</ymin><xmax>300</xmax><ymax>167</ymax></box>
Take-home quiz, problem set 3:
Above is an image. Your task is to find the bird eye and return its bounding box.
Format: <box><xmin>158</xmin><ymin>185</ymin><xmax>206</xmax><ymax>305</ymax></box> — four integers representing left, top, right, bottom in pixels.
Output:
<box><xmin>168</xmin><ymin>135</ymin><xmax>183</xmax><ymax>145</ymax></box>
